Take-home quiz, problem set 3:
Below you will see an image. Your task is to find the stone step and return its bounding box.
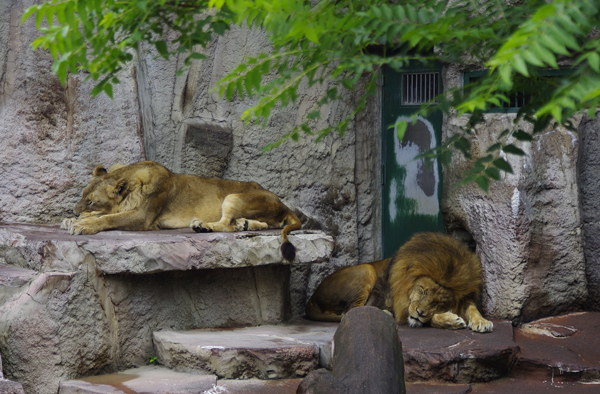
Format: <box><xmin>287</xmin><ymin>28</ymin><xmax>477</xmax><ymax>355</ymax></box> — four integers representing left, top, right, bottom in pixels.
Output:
<box><xmin>153</xmin><ymin>318</ymin><xmax>338</xmax><ymax>380</ymax></box>
<box><xmin>512</xmin><ymin>312</ymin><xmax>600</xmax><ymax>382</ymax></box>
<box><xmin>58</xmin><ymin>366</ymin><xmax>217</xmax><ymax>394</ymax></box>
<box><xmin>152</xmin><ymin>317</ymin><xmax>519</xmax><ymax>383</ymax></box>
<box><xmin>399</xmin><ymin>320</ymin><xmax>518</xmax><ymax>383</ymax></box>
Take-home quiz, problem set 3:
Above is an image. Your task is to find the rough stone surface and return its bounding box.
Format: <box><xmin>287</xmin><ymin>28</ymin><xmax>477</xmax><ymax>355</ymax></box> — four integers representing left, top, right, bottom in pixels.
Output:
<box><xmin>0</xmin><ymin>379</ymin><xmax>26</xmax><ymax>394</ymax></box>
<box><xmin>0</xmin><ymin>223</ymin><xmax>334</xmax><ymax>273</ymax></box>
<box><xmin>399</xmin><ymin>320</ymin><xmax>518</xmax><ymax>383</ymax></box>
<box><xmin>297</xmin><ymin>307</ymin><xmax>405</xmax><ymax>394</ymax></box>
<box><xmin>59</xmin><ymin>366</ymin><xmax>217</xmax><ymax>394</ymax></box>
<box><xmin>441</xmin><ymin>64</ymin><xmax>587</xmax><ymax>323</ymax></box>
<box><xmin>153</xmin><ymin>318</ymin><xmax>338</xmax><ymax>379</ymax></box>
<box><xmin>513</xmin><ymin>312</ymin><xmax>600</xmax><ymax>382</ymax></box>
<box><xmin>577</xmin><ymin>115</ymin><xmax>600</xmax><ymax>311</ymax></box>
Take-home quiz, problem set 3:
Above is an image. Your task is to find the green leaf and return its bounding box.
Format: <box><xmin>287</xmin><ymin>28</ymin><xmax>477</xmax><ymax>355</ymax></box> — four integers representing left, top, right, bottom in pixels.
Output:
<box><xmin>155</xmin><ymin>41</ymin><xmax>169</xmax><ymax>59</ymax></box>
<box><xmin>104</xmin><ymin>82</ymin><xmax>113</xmax><ymax>99</ymax></box>
<box><xmin>484</xmin><ymin>167</ymin><xmax>501</xmax><ymax>180</ymax></box>
<box><xmin>589</xmin><ymin>52</ymin><xmax>600</xmax><ymax>73</ymax></box>
<box><xmin>492</xmin><ymin>158</ymin><xmax>514</xmax><ymax>173</ymax></box>
<box><xmin>513</xmin><ymin>130</ymin><xmax>533</xmax><ymax>141</ymax></box>
<box><xmin>307</xmin><ymin>111</ymin><xmax>320</xmax><ymax>120</ymax></box>
<box><xmin>502</xmin><ymin>144</ymin><xmax>526</xmax><ymax>156</ymax></box>
<box><xmin>396</xmin><ymin>121</ymin><xmax>408</xmax><ymax>141</ymax></box>
<box><xmin>475</xmin><ymin>176</ymin><xmax>490</xmax><ymax>192</ymax></box>
<box><xmin>487</xmin><ymin>143</ymin><xmax>502</xmax><ymax>152</ymax></box>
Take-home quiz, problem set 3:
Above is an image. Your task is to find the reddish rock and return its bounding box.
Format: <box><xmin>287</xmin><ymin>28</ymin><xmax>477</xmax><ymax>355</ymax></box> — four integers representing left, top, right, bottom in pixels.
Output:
<box><xmin>470</xmin><ymin>378</ymin><xmax>600</xmax><ymax>393</ymax></box>
<box><xmin>399</xmin><ymin>320</ymin><xmax>518</xmax><ymax>383</ymax></box>
<box><xmin>406</xmin><ymin>382</ymin><xmax>471</xmax><ymax>394</ymax></box>
<box><xmin>513</xmin><ymin>312</ymin><xmax>600</xmax><ymax>381</ymax></box>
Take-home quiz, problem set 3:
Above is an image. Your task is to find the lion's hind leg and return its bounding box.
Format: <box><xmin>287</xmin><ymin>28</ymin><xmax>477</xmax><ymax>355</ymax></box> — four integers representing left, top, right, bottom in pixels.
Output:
<box><xmin>234</xmin><ymin>218</ymin><xmax>269</xmax><ymax>231</ymax></box>
<box><xmin>305</xmin><ymin>263</ymin><xmax>378</xmax><ymax>321</ymax></box>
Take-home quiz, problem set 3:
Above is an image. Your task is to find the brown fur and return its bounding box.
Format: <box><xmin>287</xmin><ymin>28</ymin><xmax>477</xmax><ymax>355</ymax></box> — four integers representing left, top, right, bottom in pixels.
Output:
<box><xmin>388</xmin><ymin>232</ymin><xmax>493</xmax><ymax>332</ymax></box>
<box><xmin>305</xmin><ymin>258</ymin><xmax>391</xmax><ymax>322</ymax></box>
<box><xmin>61</xmin><ymin>161</ymin><xmax>301</xmax><ymax>261</ymax></box>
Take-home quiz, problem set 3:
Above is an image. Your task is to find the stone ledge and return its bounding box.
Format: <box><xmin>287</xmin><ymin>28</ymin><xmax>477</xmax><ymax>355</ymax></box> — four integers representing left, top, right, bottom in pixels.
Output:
<box><xmin>0</xmin><ymin>223</ymin><xmax>334</xmax><ymax>274</ymax></box>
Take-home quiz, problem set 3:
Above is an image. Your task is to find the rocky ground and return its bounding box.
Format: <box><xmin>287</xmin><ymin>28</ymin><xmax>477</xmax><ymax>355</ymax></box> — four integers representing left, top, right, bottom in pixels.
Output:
<box><xmin>27</xmin><ymin>311</ymin><xmax>599</xmax><ymax>394</ymax></box>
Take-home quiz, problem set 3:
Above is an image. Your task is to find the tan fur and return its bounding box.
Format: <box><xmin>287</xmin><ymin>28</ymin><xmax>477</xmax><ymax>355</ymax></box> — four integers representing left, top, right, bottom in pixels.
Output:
<box><xmin>61</xmin><ymin>161</ymin><xmax>302</xmax><ymax>261</ymax></box>
<box><xmin>388</xmin><ymin>232</ymin><xmax>493</xmax><ymax>332</ymax></box>
<box><xmin>305</xmin><ymin>258</ymin><xmax>391</xmax><ymax>322</ymax></box>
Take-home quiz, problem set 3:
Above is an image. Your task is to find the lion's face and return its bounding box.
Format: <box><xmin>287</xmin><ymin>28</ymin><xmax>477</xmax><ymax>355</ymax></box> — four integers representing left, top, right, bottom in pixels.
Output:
<box><xmin>407</xmin><ymin>276</ymin><xmax>455</xmax><ymax>327</ymax></box>
<box><xmin>74</xmin><ymin>176</ymin><xmax>125</xmax><ymax>217</ymax></box>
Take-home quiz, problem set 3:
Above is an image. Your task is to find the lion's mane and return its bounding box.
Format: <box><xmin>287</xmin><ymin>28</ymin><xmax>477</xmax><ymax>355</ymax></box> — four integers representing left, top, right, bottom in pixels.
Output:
<box><xmin>387</xmin><ymin>232</ymin><xmax>482</xmax><ymax>324</ymax></box>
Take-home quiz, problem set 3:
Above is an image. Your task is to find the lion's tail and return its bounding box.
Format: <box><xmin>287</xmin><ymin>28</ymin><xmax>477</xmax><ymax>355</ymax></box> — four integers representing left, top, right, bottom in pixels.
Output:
<box><xmin>280</xmin><ymin>209</ymin><xmax>302</xmax><ymax>262</ymax></box>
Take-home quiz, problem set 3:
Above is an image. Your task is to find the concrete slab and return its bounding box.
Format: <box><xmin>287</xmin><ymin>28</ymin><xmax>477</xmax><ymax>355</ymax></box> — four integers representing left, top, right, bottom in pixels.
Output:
<box><xmin>399</xmin><ymin>320</ymin><xmax>518</xmax><ymax>383</ymax></box>
<box><xmin>59</xmin><ymin>366</ymin><xmax>217</xmax><ymax>394</ymax></box>
<box><xmin>153</xmin><ymin>318</ymin><xmax>339</xmax><ymax>379</ymax></box>
<box><xmin>0</xmin><ymin>223</ymin><xmax>334</xmax><ymax>274</ymax></box>
<box><xmin>513</xmin><ymin>312</ymin><xmax>600</xmax><ymax>381</ymax></box>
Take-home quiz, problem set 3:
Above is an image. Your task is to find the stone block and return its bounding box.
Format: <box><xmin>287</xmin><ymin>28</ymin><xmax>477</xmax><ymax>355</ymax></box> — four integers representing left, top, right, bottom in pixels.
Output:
<box><xmin>153</xmin><ymin>319</ymin><xmax>338</xmax><ymax>379</ymax></box>
<box><xmin>297</xmin><ymin>307</ymin><xmax>405</xmax><ymax>394</ymax></box>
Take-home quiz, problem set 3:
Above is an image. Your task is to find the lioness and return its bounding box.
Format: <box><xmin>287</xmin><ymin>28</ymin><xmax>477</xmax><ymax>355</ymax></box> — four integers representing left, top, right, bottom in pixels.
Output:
<box><xmin>62</xmin><ymin>161</ymin><xmax>302</xmax><ymax>261</ymax></box>
<box><xmin>306</xmin><ymin>232</ymin><xmax>493</xmax><ymax>332</ymax></box>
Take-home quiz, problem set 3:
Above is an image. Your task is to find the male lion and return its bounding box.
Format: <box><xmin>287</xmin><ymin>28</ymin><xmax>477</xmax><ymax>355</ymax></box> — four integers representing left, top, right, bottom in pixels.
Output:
<box><xmin>61</xmin><ymin>161</ymin><xmax>302</xmax><ymax>262</ymax></box>
<box><xmin>388</xmin><ymin>232</ymin><xmax>493</xmax><ymax>332</ymax></box>
<box><xmin>306</xmin><ymin>232</ymin><xmax>493</xmax><ymax>332</ymax></box>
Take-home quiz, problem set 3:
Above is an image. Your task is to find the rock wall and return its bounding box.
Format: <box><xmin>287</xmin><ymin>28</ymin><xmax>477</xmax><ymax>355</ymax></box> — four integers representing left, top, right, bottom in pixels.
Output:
<box><xmin>0</xmin><ymin>0</ymin><xmax>381</xmax><ymax>319</ymax></box>
<box><xmin>441</xmin><ymin>64</ymin><xmax>588</xmax><ymax>323</ymax></box>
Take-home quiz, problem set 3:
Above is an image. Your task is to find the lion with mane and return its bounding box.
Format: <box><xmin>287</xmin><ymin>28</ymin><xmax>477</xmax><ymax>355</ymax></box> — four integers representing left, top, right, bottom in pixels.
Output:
<box><xmin>306</xmin><ymin>232</ymin><xmax>493</xmax><ymax>332</ymax></box>
<box><xmin>62</xmin><ymin>161</ymin><xmax>301</xmax><ymax>262</ymax></box>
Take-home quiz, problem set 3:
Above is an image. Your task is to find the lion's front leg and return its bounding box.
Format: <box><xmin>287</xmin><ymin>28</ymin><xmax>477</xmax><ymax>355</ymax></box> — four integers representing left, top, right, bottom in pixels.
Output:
<box><xmin>462</xmin><ymin>302</ymin><xmax>494</xmax><ymax>333</ymax></box>
<box><xmin>430</xmin><ymin>312</ymin><xmax>466</xmax><ymax>330</ymax></box>
<box><xmin>65</xmin><ymin>211</ymin><xmax>149</xmax><ymax>235</ymax></box>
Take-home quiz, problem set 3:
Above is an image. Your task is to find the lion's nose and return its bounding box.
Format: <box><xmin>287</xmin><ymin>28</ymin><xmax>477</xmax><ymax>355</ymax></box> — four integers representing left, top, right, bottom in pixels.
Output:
<box><xmin>417</xmin><ymin>309</ymin><xmax>425</xmax><ymax>317</ymax></box>
<box><xmin>73</xmin><ymin>210</ymin><xmax>80</xmax><ymax>218</ymax></box>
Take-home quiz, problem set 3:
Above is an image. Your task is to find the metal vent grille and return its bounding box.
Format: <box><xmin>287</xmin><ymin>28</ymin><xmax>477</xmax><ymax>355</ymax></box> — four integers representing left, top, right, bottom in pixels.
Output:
<box><xmin>402</xmin><ymin>73</ymin><xmax>439</xmax><ymax>105</ymax></box>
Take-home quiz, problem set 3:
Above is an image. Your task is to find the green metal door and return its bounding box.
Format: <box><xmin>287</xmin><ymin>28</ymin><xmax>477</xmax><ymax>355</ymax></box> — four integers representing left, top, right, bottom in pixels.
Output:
<box><xmin>381</xmin><ymin>64</ymin><xmax>445</xmax><ymax>258</ymax></box>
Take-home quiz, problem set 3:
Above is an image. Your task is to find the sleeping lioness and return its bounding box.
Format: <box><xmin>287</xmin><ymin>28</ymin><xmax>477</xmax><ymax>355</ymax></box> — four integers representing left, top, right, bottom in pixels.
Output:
<box><xmin>306</xmin><ymin>232</ymin><xmax>493</xmax><ymax>332</ymax></box>
<box><xmin>61</xmin><ymin>161</ymin><xmax>302</xmax><ymax>261</ymax></box>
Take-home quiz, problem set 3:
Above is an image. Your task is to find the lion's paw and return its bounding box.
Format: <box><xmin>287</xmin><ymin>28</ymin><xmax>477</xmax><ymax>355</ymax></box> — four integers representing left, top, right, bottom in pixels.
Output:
<box><xmin>408</xmin><ymin>316</ymin><xmax>423</xmax><ymax>328</ymax></box>
<box><xmin>61</xmin><ymin>218</ymin><xmax>75</xmax><ymax>231</ymax></box>
<box><xmin>235</xmin><ymin>219</ymin><xmax>249</xmax><ymax>232</ymax></box>
<box><xmin>468</xmin><ymin>318</ymin><xmax>494</xmax><ymax>333</ymax></box>
<box><xmin>190</xmin><ymin>218</ymin><xmax>213</xmax><ymax>233</ymax></box>
<box><xmin>432</xmin><ymin>312</ymin><xmax>466</xmax><ymax>330</ymax></box>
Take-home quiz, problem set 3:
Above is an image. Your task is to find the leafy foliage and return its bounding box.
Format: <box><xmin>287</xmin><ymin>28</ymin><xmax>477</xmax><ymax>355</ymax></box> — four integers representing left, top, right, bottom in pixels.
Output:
<box><xmin>23</xmin><ymin>0</ymin><xmax>600</xmax><ymax>188</ymax></box>
<box><xmin>23</xmin><ymin>0</ymin><xmax>232</xmax><ymax>98</ymax></box>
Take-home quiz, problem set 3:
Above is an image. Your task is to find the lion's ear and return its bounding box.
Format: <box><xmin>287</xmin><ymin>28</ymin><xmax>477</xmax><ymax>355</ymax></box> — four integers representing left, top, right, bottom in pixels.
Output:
<box><xmin>108</xmin><ymin>178</ymin><xmax>128</xmax><ymax>198</ymax></box>
<box><xmin>93</xmin><ymin>165</ymin><xmax>108</xmax><ymax>177</ymax></box>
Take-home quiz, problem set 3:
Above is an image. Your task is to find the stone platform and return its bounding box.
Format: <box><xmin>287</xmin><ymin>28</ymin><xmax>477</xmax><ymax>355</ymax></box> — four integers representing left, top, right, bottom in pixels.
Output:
<box><xmin>0</xmin><ymin>223</ymin><xmax>334</xmax><ymax>394</ymax></box>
